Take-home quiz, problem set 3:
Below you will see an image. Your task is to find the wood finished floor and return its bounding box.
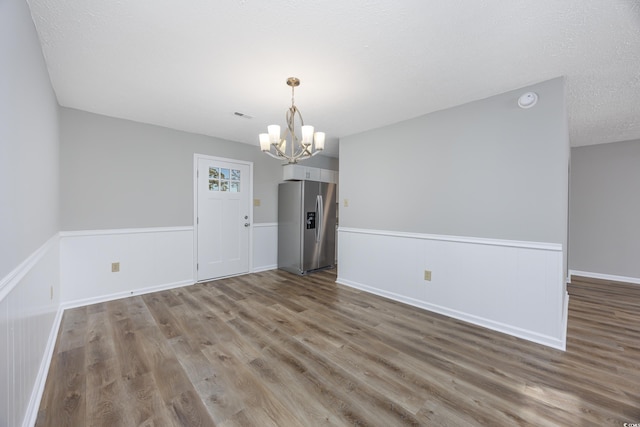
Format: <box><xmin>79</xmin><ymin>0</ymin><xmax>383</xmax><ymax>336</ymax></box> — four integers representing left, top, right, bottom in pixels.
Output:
<box><xmin>36</xmin><ymin>270</ymin><xmax>640</xmax><ymax>426</ymax></box>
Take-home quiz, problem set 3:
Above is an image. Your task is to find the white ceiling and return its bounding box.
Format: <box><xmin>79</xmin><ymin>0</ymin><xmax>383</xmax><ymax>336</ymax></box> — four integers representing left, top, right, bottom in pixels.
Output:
<box><xmin>27</xmin><ymin>0</ymin><xmax>640</xmax><ymax>158</ymax></box>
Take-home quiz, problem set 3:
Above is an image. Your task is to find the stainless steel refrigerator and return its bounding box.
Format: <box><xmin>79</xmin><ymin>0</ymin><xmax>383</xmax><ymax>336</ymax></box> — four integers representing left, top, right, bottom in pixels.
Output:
<box><xmin>278</xmin><ymin>180</ymin><xmax>337</xmax><ymax>275</ymax></box>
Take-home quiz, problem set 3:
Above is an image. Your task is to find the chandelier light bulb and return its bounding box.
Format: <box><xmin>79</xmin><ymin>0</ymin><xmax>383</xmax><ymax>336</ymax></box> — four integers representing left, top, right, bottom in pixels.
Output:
<box><xmin>259</xmin><ymin>133</ymin><xmax>270</xmax><ymax>151</ymax></box>
<box><xmin>314</xmin><ymin>132</ymin><xmax>325</xmax><ymax>151</ymax></box>
<box><xmin>301</xmin><ymin>125</ymin><xmax>314</xmax><ymax>146</ymax></box>
<box><xmin>268</xmin><ymin>125</ymin><xmax>281</xmax><ymax>143</ymax></box>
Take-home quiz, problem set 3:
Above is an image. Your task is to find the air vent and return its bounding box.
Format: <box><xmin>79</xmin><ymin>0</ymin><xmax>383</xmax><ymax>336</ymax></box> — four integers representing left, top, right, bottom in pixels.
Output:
<box><xmin>234</xmin><ymin>112</ymin><xmax>253</xmax><ymax>119</ymax></box>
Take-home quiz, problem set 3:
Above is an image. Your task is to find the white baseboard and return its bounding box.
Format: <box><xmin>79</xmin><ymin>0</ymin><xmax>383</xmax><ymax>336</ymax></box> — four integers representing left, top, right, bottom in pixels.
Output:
<box><xmin>337</xmin><ymin>277</ymin><xmax>566</xmax><ymax>351</ymax></box>
<box><xmin>252</xmin><ymin>264</ymin><xmax>277</xmax><ymax>273</ymax></box>
<box><xmin>569</xmin><ymin>269</ymin><xmax>640</xmax><ymax>286</ymax></box>
<box><xmin>61</xmin><ymin>279</ymin><xmax>194</xmax><ymax>310</ymax></box>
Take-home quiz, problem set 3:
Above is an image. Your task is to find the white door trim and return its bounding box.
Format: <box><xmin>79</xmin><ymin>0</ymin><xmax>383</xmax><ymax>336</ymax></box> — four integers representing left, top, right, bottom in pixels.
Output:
<box><xmin>193</xmin><ymin>154</ymin><xmax>254</xmax><ymax>282</ymax></box>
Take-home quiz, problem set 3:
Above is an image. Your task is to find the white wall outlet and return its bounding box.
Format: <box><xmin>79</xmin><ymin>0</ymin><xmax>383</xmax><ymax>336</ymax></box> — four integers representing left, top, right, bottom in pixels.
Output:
<box><xmin>424</xmin><ymin>270</ymin><xmax>432</xmax><ymax>281</ymax></box>
<box><xmin>344</xmin><ymin>199</ymin><xmax>349</xmax><ymax>207</ymax></box>
<box><xmin>112</xmin><ymin>262</ymin><xmax>120</xmax><ymax>273</ymax></box>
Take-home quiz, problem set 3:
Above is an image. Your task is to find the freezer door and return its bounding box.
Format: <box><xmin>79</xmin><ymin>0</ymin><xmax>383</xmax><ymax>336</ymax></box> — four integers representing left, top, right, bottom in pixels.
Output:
<box><xmin>278</xmin><ymin>181</ymin><xmax>303</xmax><ymax>274</ymax></box>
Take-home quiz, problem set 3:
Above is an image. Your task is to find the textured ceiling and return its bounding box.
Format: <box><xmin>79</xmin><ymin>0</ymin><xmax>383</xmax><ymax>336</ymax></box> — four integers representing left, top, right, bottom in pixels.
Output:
<box><xmin>27</xmin><ymin>0</ymin><xmax>640</xmax><ymax>158</ymax></box>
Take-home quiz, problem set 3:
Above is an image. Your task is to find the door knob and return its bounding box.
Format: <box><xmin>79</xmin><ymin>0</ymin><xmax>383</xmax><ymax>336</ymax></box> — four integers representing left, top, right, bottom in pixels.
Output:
<box><xmin>244</xmin><ymin>223</ymin><xmax>250</xmax><ymax>227</ymax></box>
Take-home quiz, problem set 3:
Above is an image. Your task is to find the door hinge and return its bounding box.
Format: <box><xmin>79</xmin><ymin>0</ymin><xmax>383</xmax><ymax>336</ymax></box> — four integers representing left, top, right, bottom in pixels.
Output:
<box><xmin>197</xmin><ymin>169</ymin><xmax>199</xmax><ymax>178</ymax></box>
<box><xmin>197</xmin><ymin>263</ymin><xmax>199</xmax><ymax>270</ymax></box>
<box><xmin>197</xmin><ymin>217</ymin><xmax>199</xmax><ymax>224</ymax></box>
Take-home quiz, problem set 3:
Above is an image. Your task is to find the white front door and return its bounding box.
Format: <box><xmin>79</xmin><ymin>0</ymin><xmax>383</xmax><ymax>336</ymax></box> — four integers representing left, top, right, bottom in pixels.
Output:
<box><xmin>195</xmin><ymin>155</ymin><xmax>252</xmax><ymax>281</ymax></box>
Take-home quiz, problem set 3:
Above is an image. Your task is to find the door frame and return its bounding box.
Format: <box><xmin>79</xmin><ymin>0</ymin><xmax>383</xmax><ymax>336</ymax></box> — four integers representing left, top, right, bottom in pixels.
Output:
<box><xmin>193</xmin><ymin>153</ymin><xmax>254</xmax><ymax>282</ymax></box>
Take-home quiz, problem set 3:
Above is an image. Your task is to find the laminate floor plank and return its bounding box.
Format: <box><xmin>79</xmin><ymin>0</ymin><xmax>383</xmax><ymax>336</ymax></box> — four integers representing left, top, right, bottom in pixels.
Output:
<box><xmin>247</xmin><ymin>355</ymin><xmax>343</xmax><ymax>426</ymax></box>
<box><xmin>85</xmin><ymin>376</ymin><xmax>133</xmax><ymax>427</ymax></box>
<box><xmin>232</xmin><ymin>276</ymin><xmax>310</xmax><ymax>313</ymax></box>
<box><xmin>296</xmin><ymin>328</ymin><xmax>425</xmax><ymax>414</ymax></box>
<box><xmin>223</xmin><ymin>300</ymin><xmax>409</xmax><ymax>425</ymax></box>
<box><xmin>239</xmin><ymin>299</ymin><xmax>308</xmax><ymax>337</ymax></box>
<box><xmin>36</xmin><ymin>345</ymin><xmax>86</xmax><ymax>427</ymax></box>
<box><xmin>110</xmin><ymin>317</ymin><xmax>152</xmax><ymax>380</ymax></box>
<box><xmin>157</xmin><ymin>288</ymin><xmax>187</xmax><ymax>308</ymax></box>
<box><xmin>85</xmin><ymin>310</ymin><xmax>117</xmax><ymax>369</ymax></box>
<box><xmin>84</xmin><ymin>310</ymin><xmax>132</xmax><ymax>427</ymax></box>
<box><xmin>167</xmin><ymin>294</ymin><xmax>227</xmax><ymax>350</ymax></box>
<box><xmin>56</xmin><ymin>306</ymin><xmax>88</xmax><ymax>353</ymax></box>
<box><xmin>240</xmin><ymin>306</ymin><xmax>426</xmax><ymax>426</ymax></box>
<box><xmin>198</xmin><ymin>291</ymin><xmax>244</xmax><ymax>322</ymax></box>
<box><xmin>126</xmin><ymin>372</ymin><xmax>180</xmax><ymax>427</ymax></box>
<box><xmin>141</xmin><ymin>292</ymin><xmax>185</xmax><ymax>340</ymax></box>
<box><xmin>201</xmin><ymin>343</ymin><xmax>306</xmax><ymax>426</ymax></box>
<box><xmin>298</xmin><ymin>307</ymin><xmax>542</xmax><ymax>426</ymax></box>
<box><xmin>168</xmin><ymin>388</ymin><xmax>213</xmax><ymax>427</ymax></box>
<box><xmin>210</xmin><ymin>282</ymin><xmax>247</xmax><ymax>302</ymax></box>
<box><xmin>139</xmin><ymin>329</ymin><xmax>192</xmax><ymax>402</ymax></box>
<box><xmin>37</xmin><ymin>270</ymin><xmax>640</xmax><ymax>426</ymax></box>
<box><xmin>259</xmin><ymin>337</ymin><xmax>413</xmax><ymax>426</ymax></box>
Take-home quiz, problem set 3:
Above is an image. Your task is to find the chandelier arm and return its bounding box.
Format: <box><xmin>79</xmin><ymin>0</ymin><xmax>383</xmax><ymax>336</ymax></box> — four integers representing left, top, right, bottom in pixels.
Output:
<box><xmin>300</xmin><ymin>145</ymin><xmax>313</xmax><ymax>157</ymax></box>
<box><xmin>273</xmin><ymin>135</ymin><xmax>304</xmax><ymax>161</ymax></box>
<box><xmin>263</xmin><ymin>150</ymin><xmax>285</xmax><ymax>160</ymax></box>
<box><xmin>271</xmin><ymin>142</ymin><xmax>307</xmax><ymax>162</ymax></box>
<box><xmin>285</xmin><ymin>106</ymin><xmax>294</xmax><ymax>159</ymax></box>
<box><xmin>269</xmin><ymin>146</ymin><xmax>309</xmax><ymax>164</ymax></box>
<box><xmin>294</xmin><ymin>107</ymin><xmax>304</xmax><ymax>127</ymax></box>
<box><xmin>272</xmin><ymin>141</ymin><xmax>288</xmax><ymax>158</ymax></box>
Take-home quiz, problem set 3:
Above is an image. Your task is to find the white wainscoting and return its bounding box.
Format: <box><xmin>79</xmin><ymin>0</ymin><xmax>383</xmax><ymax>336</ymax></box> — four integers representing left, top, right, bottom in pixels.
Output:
<box><xmin>2</xmin><ymin>223</ymin><xmax>277</xmax><ymax>427</ymax></box>
<box><xmin>337</xmin><ymin>228</ymin><xmax>568</xmax><ymax>350</ymax></box>
<box><xmin>252</xmin><ymin>223</ymin><xmax>278</xmax><ymax>272</ymax></box>
<box><xmin>60</xmin><ymin>227</ymin><xmax>194</xmax><ymax>308</ymax></box>
<box><xmin>0</xmin><ymin>234</ymin><xmax>62</xmax><ymax>427</ymax></box>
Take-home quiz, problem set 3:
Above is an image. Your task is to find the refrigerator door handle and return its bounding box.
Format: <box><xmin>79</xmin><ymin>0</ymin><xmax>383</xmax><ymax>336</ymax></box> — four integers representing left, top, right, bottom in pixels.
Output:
<box><xmin>316</xmin><ymin>194</ymin><xmax>323</xmax><ymax>243</ymax></box>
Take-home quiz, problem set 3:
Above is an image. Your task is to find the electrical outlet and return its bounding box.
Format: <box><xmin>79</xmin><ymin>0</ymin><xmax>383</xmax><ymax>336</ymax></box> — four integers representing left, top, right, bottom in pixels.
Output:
<box><xmin>344</xmin><ymin>199</ymin><xmax>349</xmax><ymax>207</ymax></box>
<box><xmin>424</xmin><ymin>270</ymin><xmax>432</xmax><ymax>281</ymax></box>
<box><xmin>112</xmin><ymin>262</ymin><xmax>120</xmax><ymax>273</ymax></box>
<box><xmin>254</xmin><ymin>198</ymin><xmax>261</xmax><ymax>207</ymax></box>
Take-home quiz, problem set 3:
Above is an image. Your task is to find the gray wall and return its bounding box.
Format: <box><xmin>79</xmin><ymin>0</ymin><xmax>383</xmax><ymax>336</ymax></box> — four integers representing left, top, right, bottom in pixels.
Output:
<box><xmin>0</xmin><ymin>0</ymin><xmax>60</xmax><ymax>278</ymax></box>
<box><xmin>340</xmin><ymin>77</ymin><xmax>569</xmax><ymax>244</ymax></box>
<box><xmin>60</xmin><ymin>108</ymin><xmax>337</xmax><ymax>230</ymax></box>
<box><xmin>569</xmin><ymin>139</ymin><xmax>640</xmax><ymax>279</ymax></box>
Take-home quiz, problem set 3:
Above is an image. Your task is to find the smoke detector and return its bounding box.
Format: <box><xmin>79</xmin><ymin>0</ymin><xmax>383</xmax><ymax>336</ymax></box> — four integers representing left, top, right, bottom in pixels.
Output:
<box><xmin>518</xmin><ymin>92</ymin><xmax>538</xmax><ymax>109</ymax></box>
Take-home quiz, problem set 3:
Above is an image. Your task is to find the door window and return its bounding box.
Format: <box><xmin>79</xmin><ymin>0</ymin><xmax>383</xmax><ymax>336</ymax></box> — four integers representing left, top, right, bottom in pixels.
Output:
<box><xmin>208</xmin><ymin>167</ymin><xmax>241</xmax><ymax>192</ymax></box>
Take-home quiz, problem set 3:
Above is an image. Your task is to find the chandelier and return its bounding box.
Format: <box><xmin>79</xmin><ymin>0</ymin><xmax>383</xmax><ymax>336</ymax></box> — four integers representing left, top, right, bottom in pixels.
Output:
<box><xmin>259</xmin><ymin>77</ymin><xmax>325</xmax><ymax>164</ymax></box>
